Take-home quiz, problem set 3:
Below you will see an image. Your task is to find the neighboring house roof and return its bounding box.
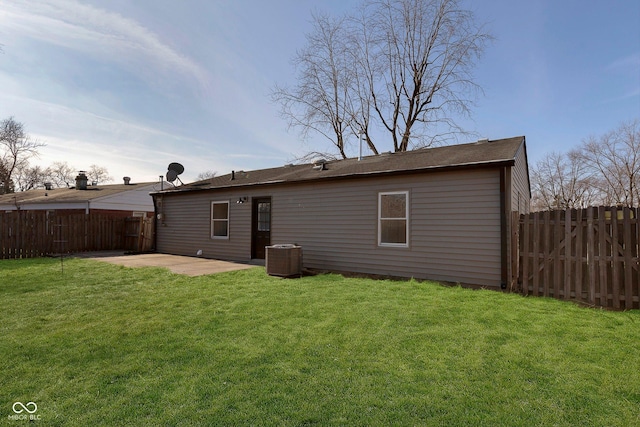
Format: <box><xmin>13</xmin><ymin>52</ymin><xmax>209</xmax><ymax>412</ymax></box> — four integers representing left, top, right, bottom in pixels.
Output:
<box><xmin>159</xmin><ymin>136</ymin><xmax>526</xmax><ymax>194</ymax></box>
<box><xmin>0</xmin><ymin>182</ymin><xmax>162</xmax><ymax>209</ymax></box>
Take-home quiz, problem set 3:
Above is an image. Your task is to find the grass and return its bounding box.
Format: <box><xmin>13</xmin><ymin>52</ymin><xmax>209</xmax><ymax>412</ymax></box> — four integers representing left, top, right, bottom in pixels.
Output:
<box><xmin>1</xmin><ymin>257</ymin><xmax>639</xmax><ymax>426</ymax></box>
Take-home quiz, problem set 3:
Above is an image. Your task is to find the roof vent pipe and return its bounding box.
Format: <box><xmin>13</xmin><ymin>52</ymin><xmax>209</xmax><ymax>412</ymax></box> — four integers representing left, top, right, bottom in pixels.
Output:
<box><xmin>231</xmin><ymin>170</ymin><xmax>235</xmax><ymax>180</ymax></box>
<box><xmin>123</xmin><ymin>176</ymin><xmax>131</xmax><ymax>185</ymax></box>
<box><xmin>358</xmin><ymin>131</ymin><xmax>363</xmax><ymax>161</ymax></box>
<box><xmin>312</xmin><ymin>160</ymin><xmax>326</xmax><ymax>171</ymax></box>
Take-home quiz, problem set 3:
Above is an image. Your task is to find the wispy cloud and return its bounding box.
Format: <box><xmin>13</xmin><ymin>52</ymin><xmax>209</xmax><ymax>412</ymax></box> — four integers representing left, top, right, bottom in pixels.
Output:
<box><xmin>604</xmin><ymin>52</ymin><xmax>640</xmax><ymax>102</ymax></box>
<box><xmin>0</xmin><ymin>0</ymin><xmax>209</xmax><ymax>89</ymax></box>
<box><xmin>0</xmin><ymin>91</ymin><xmax>237</xmax><ymax>181</ymax></box>
<box><xmin>607</xmin><ymin>52</ymin><xmax>640</xmax><ymax>72</ymax></box>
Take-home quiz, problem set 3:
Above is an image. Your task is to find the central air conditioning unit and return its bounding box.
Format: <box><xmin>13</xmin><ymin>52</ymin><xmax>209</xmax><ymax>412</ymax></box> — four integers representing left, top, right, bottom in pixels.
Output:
<box><xmin>265</xmin><ymin>244</ymin><xmax>302</xmax><ymax>277</ymax></box>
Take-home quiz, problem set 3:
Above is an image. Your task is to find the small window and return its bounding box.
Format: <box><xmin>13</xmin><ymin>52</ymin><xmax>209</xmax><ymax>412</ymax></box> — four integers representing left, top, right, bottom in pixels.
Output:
<box><xmin>257</xmin><ymin>202</ymin><xmax>271</xmax><ymax>232</ymax></box>
<box><xmin>211</xmin><ymin>201</ymin><xmax>229</xmax><ymax>239</ymax></box>
<box><xmin>378</xmin><ymin>191</ymin><xmax>409</xmax><ymax>247</ymax></box>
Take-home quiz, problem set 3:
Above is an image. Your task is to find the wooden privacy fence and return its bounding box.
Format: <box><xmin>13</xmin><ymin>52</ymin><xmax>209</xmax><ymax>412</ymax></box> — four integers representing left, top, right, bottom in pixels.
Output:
<box><xmin>512</xmin><ymin>206</ymin><xmax>639</xmax><ymax>310</ymax></box>
<box><xmin>0</xmin><ymin>211</ymin><xmax>154</xmax><ymax>259</ymax></box>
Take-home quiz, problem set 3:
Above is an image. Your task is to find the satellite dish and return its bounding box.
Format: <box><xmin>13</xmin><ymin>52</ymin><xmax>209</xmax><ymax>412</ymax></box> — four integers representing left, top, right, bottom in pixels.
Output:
<box><xmin>168</xmin><ymin>162</ymin><xmax>185</xmax><ymax>175</ymax></box>
<box><xmin>165</xmin><ymin>162</ymin><xmax>185</xmax><ymax>185</ymax></box>
<box><xmin>166</xmin><ymin>169</ymin><xmax>178</xmax><ymax>182</ymax></box>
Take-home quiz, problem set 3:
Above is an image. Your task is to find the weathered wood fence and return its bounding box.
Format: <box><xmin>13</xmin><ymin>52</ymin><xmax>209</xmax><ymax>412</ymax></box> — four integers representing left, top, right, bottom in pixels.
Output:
<box><xmin>512</xmin><ymin>206</ymin><xmax>639</xmax><ymax>310</ymax></box>
<box><xmin>0</xmin><ymin>211</ymin><xmax>154</xmax><ymax>259</ymax></box>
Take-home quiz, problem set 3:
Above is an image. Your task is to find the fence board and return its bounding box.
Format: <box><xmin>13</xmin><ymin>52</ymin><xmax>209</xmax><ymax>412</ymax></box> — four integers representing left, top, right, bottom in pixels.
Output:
<box><xmin>587</xmin><ymin>208</ymin><xmax>595</xmax><ymax>304</ymax></box>
<box><xmin>543</xmin><ymin>210</ymin><xmax>551</xmax><ymax>296</ymax></box>
<box><xmin>516</xmin><ymin>206</ymin><xmax>639</xmax><ymax>310</ymax></box>
<box><xmin>521</xmin><ymin>212</ymin><xmax>530</xmax><ymax>294</ymax></box>
<box><xmin>575</xmin><ymin>208</ymin><xmax>583</xmax><ymax>300</ymax></box>
<box><xmin>623</xmin><ymin>207</ymin><xmax>633</xmax><ymax>308</ymax></box>
<box><xmin>532</xmin><ymin>211</ymin><xmax>540</xmax><ymax>296</ymax></box>
<box><xmin>598</xmin><ymin>206</ymin><xmax>607</xmax><ymax>307</ymax></box>
<box><xmin>553</xmin><ymin>209</ymin><xmax>562</xmax><ymax>299</ymax></box>
<box><xmin>564</xmin><ymin>209</ymin><xmax>571</xmax><ymax>299</ymax></box>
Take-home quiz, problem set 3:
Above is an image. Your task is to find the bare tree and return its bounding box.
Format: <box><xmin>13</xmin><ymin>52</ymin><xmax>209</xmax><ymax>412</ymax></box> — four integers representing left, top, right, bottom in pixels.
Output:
<box><xmin>356</xmin><ymin>0</ymin><xmax>491</xmax><ymax>151</ymax></box>
<box><xmin>49</xmin><ymin>161</ymin><xmax>76</xmax><ymax>188</ymax></box>
<box><xmin>272</xmin><ymin>0</ymin><xmax>491</xmax><ymax>158</ymax></box>
<box><xmin>531</xmin><ymin>119</ymin><xmax>640</xmax><ymax>211</ymax></box>
<box><xmin>195</xmin><ymin>170</ymin><xmax>217</xmax><ymax>181</ymax></box>
<box><xmin>530</xmin><ymin>151</ymin><xmax>599</xmax><ymax>211</ymax></box>
<box><xmin>576</xmin><ymin>119</ymin><xmax>640</xmax><ymax>207</ymax></box>
<box><xmin>0</xmin><ymin>162</ymin><xmax>13</xmax><ymax>194</ymax></box>
<box><xmin>87</xmin><ymin>164</ymin><xmax>113</xmax><ymax>185</ymax></box>
<box><xmin>14</xmin><ymin>164</ymin><xmax>52</xmax><ymax>192</ymax></box>
<box><xmin>0</xmin><ymin>117</ymin><xmax>45</xmax><ymax>194</ymax></box>
<box><xmin>289</xmin><ymin>151</ymin><xmax>341</xmax><ymax>165</ymax></box>
<box><xmin>272</xmin><ymin>12</ymin><xmax>354</xmax><ymax>158</ymax></box>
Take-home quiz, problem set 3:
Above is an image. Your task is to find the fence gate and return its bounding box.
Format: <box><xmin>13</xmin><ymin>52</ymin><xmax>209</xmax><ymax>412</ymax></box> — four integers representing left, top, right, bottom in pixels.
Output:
<box><xmin>124</xmin><ymin>216</ymin><xmax>154</xmax><ymax>252</ymax></box>
<box><xmin>514</xmin><ymin>207</ymin><xmax>639</xmax><ymax>310</ymax></box>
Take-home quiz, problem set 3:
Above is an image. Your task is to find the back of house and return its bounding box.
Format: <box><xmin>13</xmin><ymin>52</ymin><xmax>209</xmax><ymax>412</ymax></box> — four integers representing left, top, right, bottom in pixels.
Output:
<box><xmin>153</xmin><ymin>136</ymin><xmax>530</xmax><ymax>288</ymax></box>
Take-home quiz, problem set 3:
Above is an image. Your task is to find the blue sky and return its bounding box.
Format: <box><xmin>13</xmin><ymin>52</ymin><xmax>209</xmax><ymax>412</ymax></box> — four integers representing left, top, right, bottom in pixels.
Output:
<box><xmin>0</xmin><ymin>0</ymin><xmax>638</xmax><ymax>184</ymax></box>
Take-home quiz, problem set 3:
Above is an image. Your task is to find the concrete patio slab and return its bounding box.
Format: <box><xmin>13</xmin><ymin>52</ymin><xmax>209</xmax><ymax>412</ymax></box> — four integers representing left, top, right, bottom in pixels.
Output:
<box><xmin>77</xmin><ymin>252</ymin><xmax>258</xmax><ymax>276</ymax></box>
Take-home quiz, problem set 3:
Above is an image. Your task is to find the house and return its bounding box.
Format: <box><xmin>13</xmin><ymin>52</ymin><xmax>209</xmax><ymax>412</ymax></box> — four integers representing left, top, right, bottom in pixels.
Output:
<box><xmin>0</xmin><ymin>174</ymin><xmax>162</xmax><ymax>217</ymax></box>
<box><xmin>152</xmin><ymin>136</ymin><xmax>530</xmax><ymax>288</ymax></box>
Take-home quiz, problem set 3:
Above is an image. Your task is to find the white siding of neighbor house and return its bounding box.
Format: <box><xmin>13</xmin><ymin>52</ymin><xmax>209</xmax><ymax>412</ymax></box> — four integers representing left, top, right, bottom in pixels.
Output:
<box><xmin>90</xmin><ymin>184</ymin><xmax>157</xmax><ymax>212</ymax></box>
<box><xmin>156</xmin><ymin>167</ymin><xmax>503</xmax><ymax>287</ymax></box>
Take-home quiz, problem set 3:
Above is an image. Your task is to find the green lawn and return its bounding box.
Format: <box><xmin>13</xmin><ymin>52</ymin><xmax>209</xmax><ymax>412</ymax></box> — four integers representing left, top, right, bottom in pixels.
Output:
<box><xmin>1</xmin><ymin>258</ymin><xmax>639</xmax><ymax>426</ymax></box>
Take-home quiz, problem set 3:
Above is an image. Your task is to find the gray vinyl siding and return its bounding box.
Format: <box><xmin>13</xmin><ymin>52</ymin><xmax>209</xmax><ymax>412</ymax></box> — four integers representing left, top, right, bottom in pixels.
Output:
<box><xmin>270</xmin><ymin>169</ymin><xmax>501</xmax><ymax>286</ymax></box>
<box><xmin>156</xmin><ymin>188</ymin><xmax>256</xmax><ymax>260</ymax></box>
<box><xmin>511</xmin><ymin>144</ymin><xmax>531</xmax><ymax>214</ymax></box>
<box><xmin>156</xmin><ymin>167</ymin><xmax>502</xmax><ymax>287</ymax></box>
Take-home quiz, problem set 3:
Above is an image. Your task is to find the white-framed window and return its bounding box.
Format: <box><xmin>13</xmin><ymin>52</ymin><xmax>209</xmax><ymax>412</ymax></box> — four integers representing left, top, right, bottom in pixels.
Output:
<box><xmin>378</xmin><ymin>191</ymin><xmax>409</xmax><ymax>247</ymax></box>
<box><xmin>211</xmin><ymin>201</ymin><xmax>229</xmax><ymax>239</ymax></box>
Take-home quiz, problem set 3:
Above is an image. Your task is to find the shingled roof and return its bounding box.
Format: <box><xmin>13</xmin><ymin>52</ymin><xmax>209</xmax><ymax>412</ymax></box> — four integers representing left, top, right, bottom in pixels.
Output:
<box><xmin>162</xmin><ymin>136</ymin><xmax>526</xmax><ymax>193</ymax></box>
<box><xmin>0</xmin><ymin>182</ymin><xmax>159</xmax><ymax>206</ymax></box>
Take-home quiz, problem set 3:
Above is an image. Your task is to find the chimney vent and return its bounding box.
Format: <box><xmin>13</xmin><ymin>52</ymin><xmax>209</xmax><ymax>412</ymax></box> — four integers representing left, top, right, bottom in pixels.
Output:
<box><xmin>123</xmin><ymin>177</ymin><xmax>131</xmax><ymax>185</ymax></box>
<box><xmin>75</xmin><ymin>171</ymin><xmax>88</xmax><ymax>190</ymax></box>
<box><xmin>44</xmin><ymin>182</ymin><xmax>53</xmax><ymax>190</ymax></box>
